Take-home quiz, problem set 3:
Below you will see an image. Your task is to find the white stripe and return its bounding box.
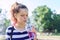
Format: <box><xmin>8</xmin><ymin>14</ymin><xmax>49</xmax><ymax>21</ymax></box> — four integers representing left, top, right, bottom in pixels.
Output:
<box><xmin>6</xmin><ymin>29</ymin><xmax>20</xmax><ymax>33</ymax></box>
<box><xmin>6</xmin><ymin>29</ymin><xmax>25</xmax><ymax>33</ymax></box>
<box><xmin>14</xmin><ymin>26</ymin><xmax>27</xmax><ymax>32</ymax></box>
<box><xmin>13</xmin><ymin>30</ymin><xmax>26</xmax><ymax>33</ymax></box>
<box><xmin>25</xmin><ymin>38</ymin><xmax>31</xmax><ymax>40</ymax></box>
<box><xmin>12</xmin><ymin>34</ymin><xmax>29</xmax><ymax>38</ymax></box>
<box><xmin>5</xmin><ymin>35</ymin><xmax>10</xmax><ymax>38</ymax></box>
<box><xmin>6</xmin><ymin>30</ymin><xmax>11</xmax><ymax>33</ymax></box>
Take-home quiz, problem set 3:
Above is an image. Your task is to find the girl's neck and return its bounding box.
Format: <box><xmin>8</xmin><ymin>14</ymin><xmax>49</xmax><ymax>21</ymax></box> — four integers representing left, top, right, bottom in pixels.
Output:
<box><xmin>14</xmin><ymin>23</ymin><xmax>26</xmax><ymax>31</ymax></box>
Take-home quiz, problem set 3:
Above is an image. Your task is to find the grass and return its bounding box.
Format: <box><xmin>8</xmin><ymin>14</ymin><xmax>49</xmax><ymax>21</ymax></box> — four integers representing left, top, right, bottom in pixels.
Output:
<box><xmin>37</xmin><ymin>32</ymin><xmax>60</xmax><ymax>40</ymax></box>
<box><xmin>52</xmin><ymin>33</ymin><xmax>60</xmax><ymax>36</ymax></box>
<box><xmin>0</xmin><ymin>35</ymin><xmax>5</xmax><ymax>40</ymax></box>
<box><xmin>0</xmin><ymin>32</ymin><xmax>60</xmax><ymax>40</ymax></box>
<box><xmin>37</xmin><ymin>36</ymin><xmax>60</xmax><ymax>40</ymax></box>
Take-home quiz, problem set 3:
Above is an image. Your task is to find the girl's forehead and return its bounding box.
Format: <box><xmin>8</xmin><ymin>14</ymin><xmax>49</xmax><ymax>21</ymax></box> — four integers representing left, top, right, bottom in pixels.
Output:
<box><xmin>18</xmin><ymin>9</ymin><xmax>28</xmax><ymax>14</ymax></box>
<box><xmin>20</xmin><ymin>8</ymin><xmax>28</xmax><ymax>12</ymax></box>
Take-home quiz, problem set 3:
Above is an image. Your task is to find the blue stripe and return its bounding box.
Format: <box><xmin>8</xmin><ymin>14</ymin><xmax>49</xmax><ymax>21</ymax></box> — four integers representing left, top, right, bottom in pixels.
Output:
<box><xmin>12</xmin><ymin>36</ymin><xmax>29</xmax><ymax>40</ymax></box>
<box><xmin>6</xmin><ymin>35</ymin><xmax>29</xmax><ymax>40</ymax></box>
<box><xmin>8</xmin><ymin>27</ymin><xmax>15</xmax><ymax>30</ymax></box>
<box><xmin>7</xmin><ymin>31</ymin><xmax>28</xmax><ymax>35</ymax></box>
<box><xmin>6</xmin><ymin>26</ymin><xmax>33</xmax><ymax>40</ymax></box>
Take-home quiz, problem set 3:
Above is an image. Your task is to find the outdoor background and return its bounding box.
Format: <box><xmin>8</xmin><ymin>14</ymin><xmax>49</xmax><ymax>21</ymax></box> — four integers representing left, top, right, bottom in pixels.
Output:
<box><xmin>0</xmin><ymin>0</ymin><xmax>60</xmax><ymax>40</ymax></box>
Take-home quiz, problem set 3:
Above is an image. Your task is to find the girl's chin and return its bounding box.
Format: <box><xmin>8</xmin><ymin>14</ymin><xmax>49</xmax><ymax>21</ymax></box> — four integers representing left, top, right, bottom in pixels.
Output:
<box><xmin>18</xmin><ymin>21</ymin><xmax>27</xmax><ymax>24</ymax></box>
<box><xmin>22</xmin><ymin>22</ymin><xmax>26</xmax><ymax>24</ymax></box>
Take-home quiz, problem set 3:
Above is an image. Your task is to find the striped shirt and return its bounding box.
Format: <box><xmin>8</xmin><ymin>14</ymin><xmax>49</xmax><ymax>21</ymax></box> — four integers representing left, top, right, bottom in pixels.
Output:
<box><xmin>6</xmin><ymin>24</ymin><xmax>34</xmax><ymax>40</ymax></box>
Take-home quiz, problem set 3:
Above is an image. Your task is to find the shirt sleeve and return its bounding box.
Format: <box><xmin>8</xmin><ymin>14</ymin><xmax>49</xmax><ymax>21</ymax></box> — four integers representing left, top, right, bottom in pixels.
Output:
<box><xmin>5</xmin><ymin>26</ymin><xmax>11</xmax><ymax>40</ymax></box>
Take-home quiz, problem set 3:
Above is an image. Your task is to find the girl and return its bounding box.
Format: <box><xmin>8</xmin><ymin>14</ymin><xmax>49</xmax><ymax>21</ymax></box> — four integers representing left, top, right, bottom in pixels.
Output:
<box><xmin>6</xmin><ymin>2</ymin><xmax>37</xmax><ymax>40</ymax></box>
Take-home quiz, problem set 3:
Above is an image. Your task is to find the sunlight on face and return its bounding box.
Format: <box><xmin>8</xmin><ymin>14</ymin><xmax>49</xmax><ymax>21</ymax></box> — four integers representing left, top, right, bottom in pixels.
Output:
<box><xmin>15</xmin><ymin>9</ymin><xmax>28</xmax><ymax>24</ymax></box>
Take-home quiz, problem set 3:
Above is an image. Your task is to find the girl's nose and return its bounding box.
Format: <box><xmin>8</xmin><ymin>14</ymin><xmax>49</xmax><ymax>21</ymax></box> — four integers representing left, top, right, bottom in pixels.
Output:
<box><xmin>24</xmin><ymin>15</ymin><xmax>28</xmax><ymax>19</ymax></box>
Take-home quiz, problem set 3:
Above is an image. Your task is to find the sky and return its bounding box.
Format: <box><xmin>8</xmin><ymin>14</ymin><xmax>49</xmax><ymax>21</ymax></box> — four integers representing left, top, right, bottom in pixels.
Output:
<box><xmin>0</xmin><ymin>0</ymin><xmax>60</xmax><ymax>17</ymax></box>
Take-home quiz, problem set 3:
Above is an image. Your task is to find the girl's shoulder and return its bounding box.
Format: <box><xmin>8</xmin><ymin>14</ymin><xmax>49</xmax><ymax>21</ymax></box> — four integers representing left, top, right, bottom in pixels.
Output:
<box><xmin>6</xmin><ymin>26</ymin><xmax>13</xmax><ymax>30</ymax></box>
<box><xmin>6</xmin><ymin>26</ymin><xmax>14</xmax><ymax>33</ymax></box>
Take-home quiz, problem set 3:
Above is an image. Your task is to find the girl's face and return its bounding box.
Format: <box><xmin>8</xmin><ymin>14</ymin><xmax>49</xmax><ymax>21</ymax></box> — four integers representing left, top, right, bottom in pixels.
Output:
<box><xmin>14</xmin><ymin>9</ymin><xmax>28</xmax><ymax>24</ymax></box>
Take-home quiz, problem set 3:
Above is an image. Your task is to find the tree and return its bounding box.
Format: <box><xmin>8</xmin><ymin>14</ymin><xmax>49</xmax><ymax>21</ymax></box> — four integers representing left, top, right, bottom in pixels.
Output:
<box><xmin>32</xmin><ymin>5</ymin><xmax>53</xmax><ymax>32</ymax></box>
<box><xmin>0</xmin><ymin>9</ymin><xmax>10</xmax><ymax>34</ymax></box>
<box><xmin>53</xmin><ymin>14</ymin><xmax>60</xmax><ymax>33</ymax></box>
<box><xmin>0</xmin><ymin>8</ymin><xmax>2</xmax><ymax>13</ymax></box>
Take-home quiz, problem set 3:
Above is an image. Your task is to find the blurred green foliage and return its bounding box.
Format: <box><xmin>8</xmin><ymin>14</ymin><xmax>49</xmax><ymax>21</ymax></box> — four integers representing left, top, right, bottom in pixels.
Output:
<box><xmin>32</xmin><ymin>5</ymin><xmax>60</xmax><ymax>33</ymax></box>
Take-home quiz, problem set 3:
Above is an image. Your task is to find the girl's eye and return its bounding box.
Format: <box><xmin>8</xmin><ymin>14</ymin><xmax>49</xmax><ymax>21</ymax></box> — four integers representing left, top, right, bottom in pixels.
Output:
<box><xmin>21</xmin><ymin>15</ymin><xmax>24</xmax><ymax>16</ymax></box>
<box><xmin>20</xmin><ymin>14</ymin><xmax>28</xmax><ymax>17</ymax></box>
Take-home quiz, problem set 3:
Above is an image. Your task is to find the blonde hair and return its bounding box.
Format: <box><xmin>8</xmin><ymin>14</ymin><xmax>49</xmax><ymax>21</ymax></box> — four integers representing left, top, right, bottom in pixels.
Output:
<box><xmin>10</xmin><ymin>2</ymin><xmax>28</xmax><ymax>25</ymax></box>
